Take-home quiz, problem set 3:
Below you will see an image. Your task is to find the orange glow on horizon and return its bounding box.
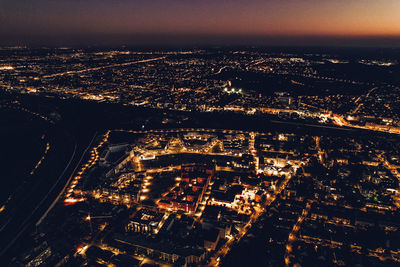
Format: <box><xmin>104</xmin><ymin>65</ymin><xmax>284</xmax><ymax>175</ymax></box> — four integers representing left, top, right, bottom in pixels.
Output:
<box><xmin>1</xmin><ymin>0</ymin><xmax>400</xmax><ymax>44</ymax></box>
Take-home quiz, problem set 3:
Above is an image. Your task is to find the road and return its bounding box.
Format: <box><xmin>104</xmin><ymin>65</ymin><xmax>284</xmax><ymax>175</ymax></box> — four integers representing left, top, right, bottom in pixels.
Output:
<box><xmin>330</xmin><ymin>113</ymin><xmax>400</xmax><ymax>135</ymax></box>
<box><xmin>209</xmin><ymin>173</ymin><xmax>295</xmax><ymax>266</ymax></box>
<box><xmin>351</xmin><ymin>87</ymin><xmax>378</xmax><ymax>114</ymax></box>
<box><xmin>42</xmin><ymin>56</ymin><xmax>167</xmax><ymax>78</ymax></box>
<box><xmin>284</xmin><ymin>201</ymin><xmax>313</xmax><ymax>266</ymax></box>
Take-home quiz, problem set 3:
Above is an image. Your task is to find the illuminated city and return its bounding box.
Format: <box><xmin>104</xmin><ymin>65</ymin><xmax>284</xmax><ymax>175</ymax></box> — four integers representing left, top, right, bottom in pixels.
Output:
<box><xmin>1</xmin><ymin>0</ymin><xmax>400</xmax><ymax>266</ymax></box>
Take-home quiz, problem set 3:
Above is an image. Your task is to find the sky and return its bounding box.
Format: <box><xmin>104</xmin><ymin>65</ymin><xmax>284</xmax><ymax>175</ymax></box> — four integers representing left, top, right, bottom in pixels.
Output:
<box><xmin>1</xmin><ymin>0</ymin><xmax>400</xmax><ymax>46</ymax></box>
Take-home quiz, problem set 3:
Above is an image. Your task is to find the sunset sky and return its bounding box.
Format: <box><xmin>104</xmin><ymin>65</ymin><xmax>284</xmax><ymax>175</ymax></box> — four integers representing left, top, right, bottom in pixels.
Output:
<box><xmin>1</xmin><ymin>0</ymin><xmax>400</xmax><ymax>46</ymax></box>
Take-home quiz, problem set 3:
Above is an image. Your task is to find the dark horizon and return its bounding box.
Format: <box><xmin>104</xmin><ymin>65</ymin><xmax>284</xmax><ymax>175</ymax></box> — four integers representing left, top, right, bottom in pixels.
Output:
<box><xmin>2</xmin><ymin>33</ymin><xmax>400</xmax><ymax>48</ymax></box>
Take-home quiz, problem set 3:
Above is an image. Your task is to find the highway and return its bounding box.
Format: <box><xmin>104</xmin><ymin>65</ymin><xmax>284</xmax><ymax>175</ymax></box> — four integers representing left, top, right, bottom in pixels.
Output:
<box><xmin>42</xmin><ymin>56</ymin><xmax>167</xmax><ymax>78</ymax></box>
<box><xmin>330</xmin><ymin>113</ymin><xmax>400</xmax><ymax>135</ymax></box>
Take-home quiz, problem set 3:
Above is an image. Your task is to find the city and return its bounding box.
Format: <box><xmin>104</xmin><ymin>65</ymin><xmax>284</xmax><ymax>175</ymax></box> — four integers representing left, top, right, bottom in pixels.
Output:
<box><xmin>1</xmin><ymin>47</ymin><xmax>399</xmax><ymax>135</ymax></box>
<box><xmin>1</xmin><ymin>0</ymin><xmax>400</xmax><ymax>266</ymax></box>
<box><xmin>2</xmin><ymin>84</ymin><xmax>400</xmax><ymax>265</ymax></box>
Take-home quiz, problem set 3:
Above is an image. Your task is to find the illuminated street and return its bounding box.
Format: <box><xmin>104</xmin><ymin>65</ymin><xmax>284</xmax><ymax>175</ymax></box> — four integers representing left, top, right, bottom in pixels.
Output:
<box><xmin>1</xmin><ymin>8</ymin><xmax>400</xmax><ymax>264</ymax></box>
